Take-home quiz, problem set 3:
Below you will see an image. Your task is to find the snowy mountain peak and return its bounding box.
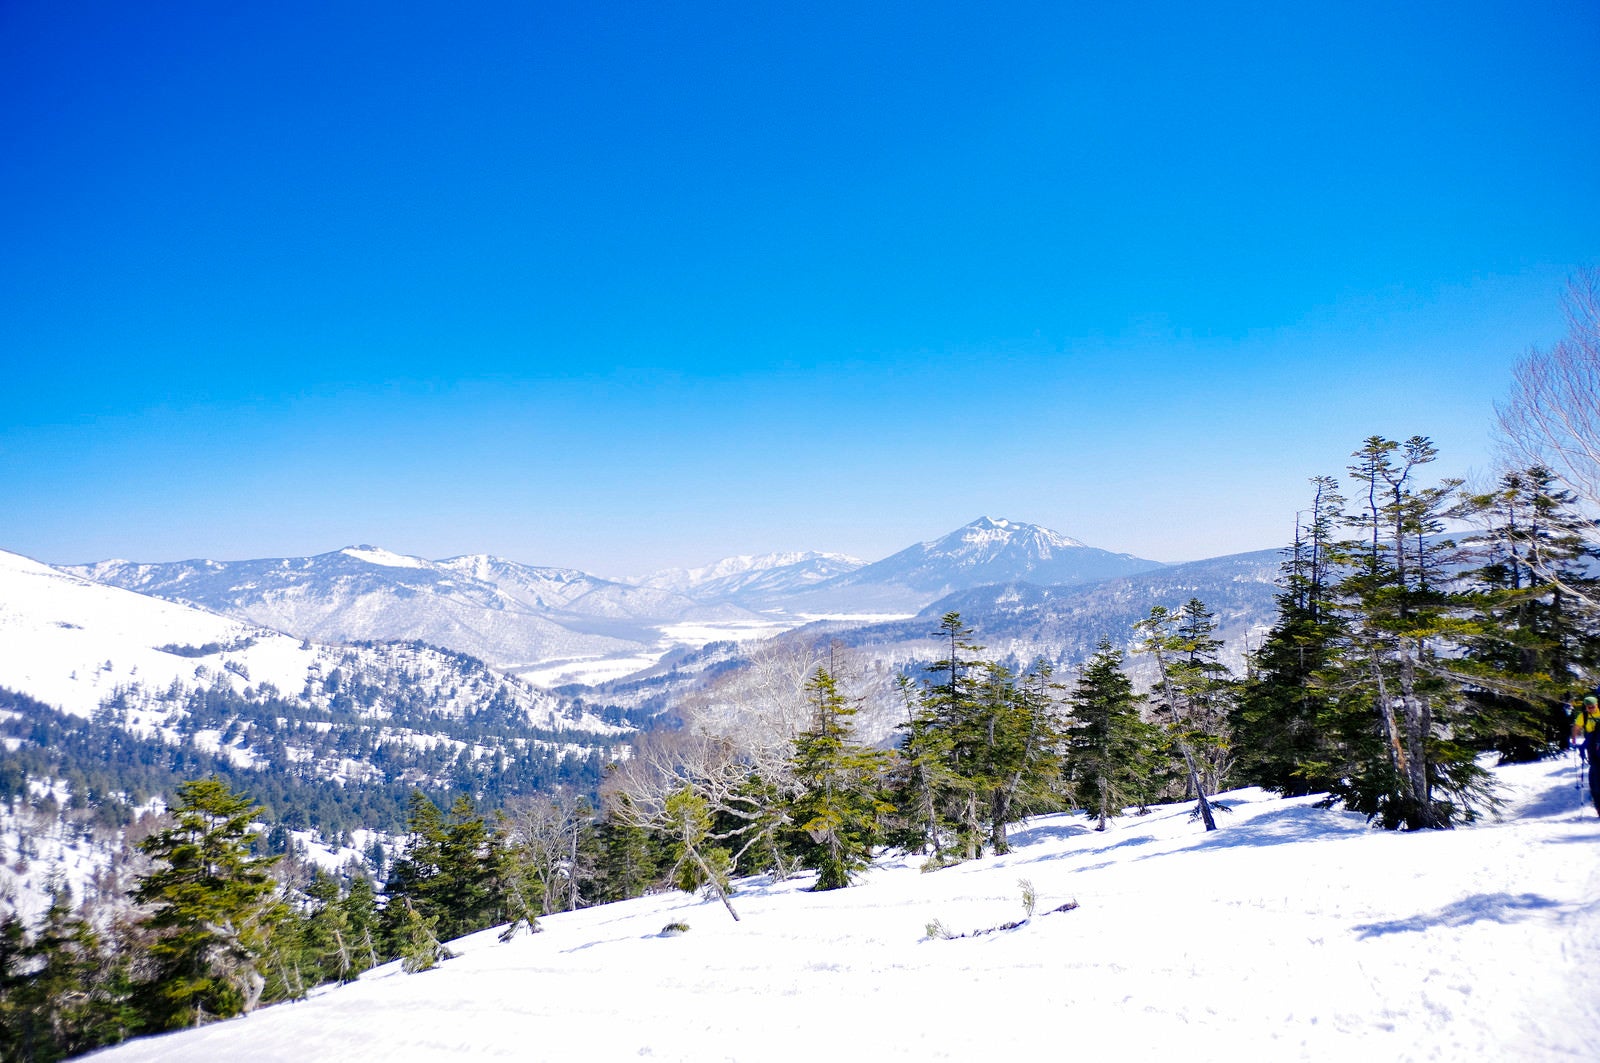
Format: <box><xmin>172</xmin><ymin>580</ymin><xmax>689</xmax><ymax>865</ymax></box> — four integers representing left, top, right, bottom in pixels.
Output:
<box><xmin>784</xmin><ymin>517</ymin><xmax>1164</xmax><ymax>611</ymax></box>
<box><xmin>644</xmin><ymin>551</ymin><xmax>865</xmax><ymax>591</ymax></box>
<box><xmin>951</xmin><ymin>517</ymin><xmax>1088</xmax><ymax>554</ymax></box>
<box><xmin>339</xmin><ymin>546</ymin><xmax>430</xmax><ymax>569</ymax></box>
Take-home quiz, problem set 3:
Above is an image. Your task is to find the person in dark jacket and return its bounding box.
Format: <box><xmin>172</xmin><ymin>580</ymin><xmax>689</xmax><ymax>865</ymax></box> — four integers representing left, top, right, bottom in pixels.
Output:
<box><xmin>1572</xmin><ymin>695</ymin><xmax>1600</xmax><ymax>818</ymax></box>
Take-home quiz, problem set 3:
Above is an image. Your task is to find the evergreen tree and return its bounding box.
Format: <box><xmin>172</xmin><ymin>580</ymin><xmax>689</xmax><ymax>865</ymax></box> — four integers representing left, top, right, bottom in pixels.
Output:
<box><xmin>661</xmin><ymin>787</ymin><xmax>739</xmax><ymax>920</ymax></box>
<box><xmin>1233</xmin><ymin>477</ymin><xmax>1347</xmax><ymax>794</ymax></box>
<box><xmin>593</xmin><ymin>796</ymin><xmax>664</xmax><ymax>903</ymax></box>
<box><xmin>789</xmin><ymin>668</ymin><xmax>890</xmax><ymax>890</ymax></box>
<box><xmin>885</xmin><ymin>674</ymin><xmax>956</xmax><ymax>862</ymax></box>
<box><xmin>133</xmin><ymin>777</ymin><xmax>285</xmax><ymax>1028</ymax></box>
<box><xmin>1456</xmin><ymin>466</ymin><xmax>1600</xmax><ymax>760</ymax></box>
<box><xmin>383</xmin><ymin>791</ymin><xmax>503</xmax><ymax>949</ymax></box>
<box><xmin>1321</xmin><ymin>436</ymin><xmax>1488</xmax><ymax>829</ymax></box>
<box><xmin>1138</xmin><ymin>599</ymin><xmax>1235</xmax><ymax>829</ymax></box>
<box><xmin>0</xmin><ymin>886</ymin><xmax>137</xmax><ymax>1061</ymax></box>
<box><xmin>338</xmin><ymin>875</ymin><xmax>383</xmax><ymax>975</ymax></box>
<box><xmin>394</xmin><ymin>899</ymin><xmax>451</xmax><ymax>974</ymax></box>
<box><xmin>964</xmin><ymin>660</ymin><xmax>1063</xmax><ymax>853</ymax></box>
<box><xmin>1063</xmin><ymin>642</ymin><xmax>1153</xmax><ymax>831</ymax></box>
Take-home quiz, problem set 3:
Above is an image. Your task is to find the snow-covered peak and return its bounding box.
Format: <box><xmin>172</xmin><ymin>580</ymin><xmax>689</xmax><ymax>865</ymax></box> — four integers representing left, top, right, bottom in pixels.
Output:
<box><xmin>953</xmin><ymin>516</ymin><xmax>1088</xmax><ymax>553</ymax></box>
<box><xmin>646</xmin><ymin>551</ymin><xmax>863</xmax><ymax>589</ymax></box>
<box><xmin>339</xmin><ymin>546</ymin><xmax>431</xmax><ymax>569</ymax></box>
<box><xmin>641</xmin><ymin>551</ymin><xmax>868</xmax><ymax>602</ymax></box>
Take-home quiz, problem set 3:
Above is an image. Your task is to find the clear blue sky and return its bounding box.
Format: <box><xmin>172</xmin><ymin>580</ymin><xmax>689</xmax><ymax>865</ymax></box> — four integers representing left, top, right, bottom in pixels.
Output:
<box><xmin>3</xmin><ymin>1</ymin><xmax>1597</xmax><ymax>574</ymax></box>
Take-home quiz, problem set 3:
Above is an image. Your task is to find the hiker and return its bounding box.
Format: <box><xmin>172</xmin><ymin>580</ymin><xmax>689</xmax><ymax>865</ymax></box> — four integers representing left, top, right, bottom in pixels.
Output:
<box><xmin>1572</xmin><ymin>695</ymin><xmax>1600</xmax><ymax>818</ymax></box>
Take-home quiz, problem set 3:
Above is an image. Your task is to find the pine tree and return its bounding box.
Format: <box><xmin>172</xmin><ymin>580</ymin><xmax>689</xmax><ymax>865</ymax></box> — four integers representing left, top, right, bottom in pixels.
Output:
<box><xmin>789</xmin><ymin>668</ymin><xmax>890</xmax><ymax>890</ymax></box>
<box><xmin>593</xmin><ymin>797</ymin><xmax>663</xmax><ymax>903</ymax></box>
<box><xmin>394</xmin><ymin>899</ymin><xmax>450</xmax><ymax>974</ymax></box>
<box><xmin>1063</xmin><ymin>642</ymin><xmax>1154</xmax><ymax>831</ymax></box>
<box><xmin>1233</xmin><ymin>477</ymin><xmax>1347</xmax><ymax>795</ymax></box>
<box><xmin>662</xmin><ymin>787</ymin><xmax>739</xmax><ymax>920</ymax></box>
<box><xmin>133</xmin><ymin>777</ymin><xmax>285</xmax><ymax>1029</ymax></box>
<box><xmin>383</xmin><ymin>791</ymin><xmax>502</xmax><ymax>948</ymax></box>
<box><xmin>1321</xmin><ymin>436</ymin><xmax>1489</xmax><ymax>829</ymax></box>
<box><xmin>886</xmin><ymin>674</ymin><xmax>956</xmax><ymax>862</ymax></box>
<box><xmin>1138</xmin><ymin>600</ymin><xmax>1235</xmax><ymax>829</ymax></box>
<box><xmin>964</xmin><ymin>660</ymin><xmax>1063</xmax><ymax>854</ymax></box>
<box><xmin>341</xmin><ymin>875</ymin><xmax>383</xmax><ymax>974</ymax></box>
<box><xmin>1456</xmin><ymin>466</ymin><xmax>1600</xmax><ymax>760</ymax></box>
<box><xmin>0</xmin><ymin>885</ymin><xmax>137</xmax><ymax>1061</ymax></box>
<box><xmin>918</xmin><ymin>613</ymin><xmax>987</xmax><ymax>858</ymax></box>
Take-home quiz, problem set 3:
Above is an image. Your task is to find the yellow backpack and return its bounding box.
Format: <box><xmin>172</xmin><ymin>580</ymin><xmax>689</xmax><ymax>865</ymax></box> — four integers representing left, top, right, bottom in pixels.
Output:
<box><xmin>1578</xmin><ymin>700</ymin><xmax>1600</xmax><ymax>734</ymax></box>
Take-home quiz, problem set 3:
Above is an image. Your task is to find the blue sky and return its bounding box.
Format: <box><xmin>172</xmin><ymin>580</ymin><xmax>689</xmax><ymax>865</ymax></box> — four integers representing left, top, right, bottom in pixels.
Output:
<box><xmin>3</xmin><ymin>1</ymin><xmax>1597</xmax><ymax>574</ymax></box>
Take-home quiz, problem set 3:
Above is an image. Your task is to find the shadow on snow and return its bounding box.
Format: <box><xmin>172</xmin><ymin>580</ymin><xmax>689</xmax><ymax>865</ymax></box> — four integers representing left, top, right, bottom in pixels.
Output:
<box><xmin>1351</xmin><ymin>892</ymin><xmax>1569</xmax><ymax>938</ymax></box>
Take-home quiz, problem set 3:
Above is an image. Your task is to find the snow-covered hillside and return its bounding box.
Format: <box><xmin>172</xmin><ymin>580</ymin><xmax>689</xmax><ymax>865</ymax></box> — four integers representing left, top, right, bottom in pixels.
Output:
<box><xmin>65</xmin><ymin>546</ymin><xmax>775</xmax><ymax>673</ymax></box>
<box><xmin>1</xmin><ymin>548</ymin><xmax>317</xmax><ymax>718</ymax></box>
<box><xmin>0</xmin><ymin>546</ymin><xmax>634</xmax><ymax>879</ymax></box>
<box><xmin>86</xmin><ymin>759</ymin><xmax>1600</xmax><ymax>1062</ymax></box>
<box><xmin>0</xmin><ymin>548</ymin><xmax>614</xmax><ymax>734</ymax></box>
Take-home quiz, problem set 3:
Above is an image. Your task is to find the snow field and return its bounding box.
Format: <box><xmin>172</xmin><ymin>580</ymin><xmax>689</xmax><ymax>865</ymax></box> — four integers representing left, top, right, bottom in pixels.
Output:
<box><xmin>88</xmin><ymin>759</ymin><xmax>1600</xmax><ymax>1062</ymax></box>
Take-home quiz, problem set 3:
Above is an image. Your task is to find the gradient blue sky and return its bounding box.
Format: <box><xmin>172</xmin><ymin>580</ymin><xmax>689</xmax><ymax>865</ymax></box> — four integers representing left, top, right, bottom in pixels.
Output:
<box><xmin>3</xmin><ymin>1</ymin><xmax>1598</xmax><ymax>575</ymax></box>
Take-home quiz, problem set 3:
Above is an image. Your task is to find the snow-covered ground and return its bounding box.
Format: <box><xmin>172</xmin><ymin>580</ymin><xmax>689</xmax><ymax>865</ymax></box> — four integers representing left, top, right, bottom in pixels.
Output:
<box><xmin>89</xmin><ymin>758</ymin><xmax>1600</xmax><ymax>1062</ymax></box>
<box><xmin>517</xmin><ymin>617</ymin><xmax>817</xmax><ymax>687</ymax></box>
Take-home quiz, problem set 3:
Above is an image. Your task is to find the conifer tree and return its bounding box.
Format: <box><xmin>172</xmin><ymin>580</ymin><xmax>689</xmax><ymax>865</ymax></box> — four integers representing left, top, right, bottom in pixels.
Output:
<box><xmin>1063</xmin><ymin>642</ymin><xmax>1153</xmax><ymax>831</ymax></box>
<box><xmin>1456</xmin><ymin>466</ymin><xmax>1600</xmax><ymax>760</ymax></box>
<box><xmin>593</xmin><ymin>796</ymin><xmax>663</xmax><ymax>903</ymax></box>
<box><xmin>394</xmin><ymin>898</ymin><xmax>451</xmax><ymax>974</ymax></box>
<box><xmin>885</xmin><ymin>674</ymin><xmax>956</xmax><ymax>862</ymax></box>
<box><xmin>1321</xmin><ymin>436</ymin><xmax>1489</xmax><ymax>829</ymax></box>
<box><xmin>789</xmin><ymin>668</ymin><xmax>890</xmax><ymax>890</ymax></box>
<box><xmin>1138</xmin><ymin>600</ymin><xmax>1235</xmax><ymax>829</ymax></box>
<box><xmin>964</xmin><ymin>660</ymin><xmax>1063</xmax><ymax>853</ymax></box>
<box><xmin>133</xmin><ymin>777</ymin><xmax>285</xmax><ymax>1028</ymax></box>
<box><xmin>338</xmin><ymin>875</ymin><xmax>383</xmax><ymax>975</ymax></box>
<box><xmin>661</xmin><ymin>787</ymin><xmax>739</xmax><ymax>920</ymax></box>
<box><xmin>916</xmin><ymin>613</ymin><xmax>987</xmax><ymax>857</ymax></box>
<box><xmin>0</xmin><ymin>885</ymin><xmax>136</xmax><ymax>1061</ymax></box>
<box><xmin>1233</xmin><ymin>477</ymin><xmax>1346</xmax><ymax>794</ymax></box>
<box><xmin>383</xmin><ymin>791</ymin><xmax>501</xmax><ymax>948</ymax></box>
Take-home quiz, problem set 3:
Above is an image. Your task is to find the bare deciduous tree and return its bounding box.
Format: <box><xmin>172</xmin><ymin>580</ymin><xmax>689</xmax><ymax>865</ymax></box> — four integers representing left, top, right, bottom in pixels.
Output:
<box><xmin>500</xmin><ymin>788</ymin><xmax>591</xmax><ymax>930</ymax></box>
<box><xmin>1498</xmin><ymin>269</ymin><xmax>1600</xmax><ymax>515</ymax></box>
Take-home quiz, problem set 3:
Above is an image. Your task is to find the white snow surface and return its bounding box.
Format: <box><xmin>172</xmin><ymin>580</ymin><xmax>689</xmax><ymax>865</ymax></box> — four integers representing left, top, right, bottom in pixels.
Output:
<box><xmin>0</xmin><ymin>548</ymin><xmax>306</xmax><ymax>716</ymax></box>
<box><xmin>89</xmin><ymin>759</ymin><xmax>1600</xmax><ymax>1062</ymax></box>
<box><xmin>0</xmin><ymin>547</ymin><xmax>619</xmax><ymax>736</ymax></box>
<box><xmin>339</xmin><ymin>546</ymin><xmax>431</xmax><ymax>569</ymax></box>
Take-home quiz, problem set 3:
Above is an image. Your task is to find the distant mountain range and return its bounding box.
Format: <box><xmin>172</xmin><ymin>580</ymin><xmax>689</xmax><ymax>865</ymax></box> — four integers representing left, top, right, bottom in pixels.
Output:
<box><xmin>65</xmin><ymin>546</ymin><xmax>742</xmax><ymax>674</ymax></box>
<box><xmin>638</xmin><ymin>551</ymin><xmax>868</xmax><ymax>609</ymax></box>
<box><xmin>60</xmin><ymin>518</ymin><xmax>1175</xmax><ymax>678</ymax></box>
<box><xmin>578</xmin><ymin>546</ymin><xmax>1283</xmax><ymax>745</ymax></box>
<box><xmin>0</xmin><ymin>520</ymin><xmax>1290</xmax><ymax>837</ymax></box>
<box><xmin>0</xmin><ymin>548</ymin><xmax>629</xmax><ymax>830</ymax></box>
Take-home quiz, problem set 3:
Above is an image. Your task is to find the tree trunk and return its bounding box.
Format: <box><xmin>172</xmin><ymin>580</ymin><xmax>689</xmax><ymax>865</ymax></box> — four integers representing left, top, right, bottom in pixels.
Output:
<box><xmin>1398</xmin><ymin>646</ymin><xmax>1445</xmax><ymax>829</ymax></box>
<box><xmin>990</xmin><ymin>787</ymin><xmax>1011</xmax><ymax>854</ymax></box>
<box><xmin>1176</xmin><ymin>739</ymin><xmax>1217</xmax><ymax>831</ymax></box>
<box><xmin>691</xmin><ymin>848</ymin><xmax>740</xmax><ymax>922</ymax></box>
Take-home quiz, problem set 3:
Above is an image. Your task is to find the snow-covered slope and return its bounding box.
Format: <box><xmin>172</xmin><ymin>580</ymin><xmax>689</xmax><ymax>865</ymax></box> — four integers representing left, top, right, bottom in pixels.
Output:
<box><xmin>0</xmin><ymin>548</ymin><xmax>318</xmax><ymax>717</ymax></box>
<box><xmin>0</xmin><ymin>547</ymin><xmax>612</xmax><ymax>731</ymax></box>
<box><xmin>64</xmin><ymin>547</ymin><xmax>750</xmax><ymax>672</ymax></box>
<box><xmin>86</xmin><ymin>758</ymin><xmax>1600</xmax><ymax>1062</ymax></box>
